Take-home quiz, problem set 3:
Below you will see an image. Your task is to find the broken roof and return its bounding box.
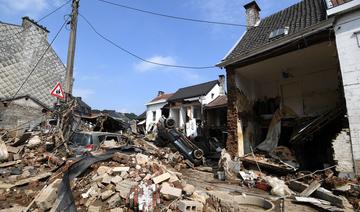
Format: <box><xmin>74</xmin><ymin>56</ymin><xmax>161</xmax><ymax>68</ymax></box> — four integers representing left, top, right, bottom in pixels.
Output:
<box><xmin>205</xmin><ymin>95</ymin><xmax>227</xmax><ymax>109</ymax></box>
<box><xmin>168</xmin><ymin>80</ymin><xmax>219</xmax><ymax>102</ymax></box>
<box><xmin>148</xmin><ymin>93</ymin><xmax>174</xmax><ymax>104</ymax></box>
<box><xmin>219</xmin><ymin>0</ymin><xmax>328</xmax><ymax>67</ymax></box>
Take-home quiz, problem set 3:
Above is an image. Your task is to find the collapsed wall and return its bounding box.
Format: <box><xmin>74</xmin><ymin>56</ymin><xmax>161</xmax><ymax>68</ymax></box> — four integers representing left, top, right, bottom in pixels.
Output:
<box><xmin>333</xmin><ymin>128</ymin><xmax>354</xmax><ymax>176</ymax></box>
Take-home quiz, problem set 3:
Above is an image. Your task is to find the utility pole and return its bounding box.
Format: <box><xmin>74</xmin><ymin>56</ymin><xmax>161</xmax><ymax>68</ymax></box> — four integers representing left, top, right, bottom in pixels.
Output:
<box><xmin>64</xmin><ymin>0</ymin><xmax>79</xmax><ymax>100</ymax></box>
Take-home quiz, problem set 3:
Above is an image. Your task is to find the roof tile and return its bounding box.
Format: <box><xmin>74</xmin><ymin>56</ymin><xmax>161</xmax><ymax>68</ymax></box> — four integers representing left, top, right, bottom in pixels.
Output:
<box><xmin>224</xmin><ymin>0</ymin><xmax>327</xmax><ymax>63</ymax></box>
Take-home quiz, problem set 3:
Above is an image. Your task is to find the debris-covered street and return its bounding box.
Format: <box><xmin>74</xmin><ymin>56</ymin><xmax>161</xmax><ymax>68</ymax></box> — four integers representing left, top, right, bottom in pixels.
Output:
<box><xmin>1</xmin><ymin>0</ymin><xmax>360</xmax><ymax>211</ymax></box>
<box><xmin>0</xmin><ymin>104</ymin><xmax>359</xmax><ymax>211</ymax></box>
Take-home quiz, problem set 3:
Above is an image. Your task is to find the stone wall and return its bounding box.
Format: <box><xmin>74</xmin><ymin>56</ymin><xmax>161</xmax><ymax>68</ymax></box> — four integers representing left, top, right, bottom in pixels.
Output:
<box><xmin>226</xmin><ymin>68</ymin><xmax>239</xmax><ymax>157</ymax></box>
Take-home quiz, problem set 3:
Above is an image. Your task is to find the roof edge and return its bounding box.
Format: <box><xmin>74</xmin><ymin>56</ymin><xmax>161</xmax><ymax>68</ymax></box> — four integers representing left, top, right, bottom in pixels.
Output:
<box><xmin>217</xmin><ymin>18</ymin><xmax>335</xmax><ymax>68</ymax></box>
<box><xmin>1</xmin><ymin>95</ymin><xmax>53</xmax><ymax>111</ymax></box>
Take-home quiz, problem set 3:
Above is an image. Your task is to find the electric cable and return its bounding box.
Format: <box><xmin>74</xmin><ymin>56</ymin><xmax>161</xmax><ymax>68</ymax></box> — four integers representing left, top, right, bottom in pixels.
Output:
<box><xmin>97</xmin><ymin>0</ymin><xmax>269</xmax><ymax>28</ymax></box>
<box><xmin>0</xmin><ymin>0</ymin><xmax>71</xmax><ymax>43</ymax></box>
<box><xmin>10</xmin><ymin>17</ymin><xmax>70</xmax><ymax>102</ymax></box>
<box><xmin>79</xmin><ymin>13</ymin><xmax>215</xmax><ymax>69</ymax></box>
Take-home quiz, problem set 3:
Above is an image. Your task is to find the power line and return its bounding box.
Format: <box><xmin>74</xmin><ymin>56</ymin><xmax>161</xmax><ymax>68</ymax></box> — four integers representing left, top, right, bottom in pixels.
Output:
<box><xmin>0</xmin><ymin>0</ymin><xmax>71</xmax><ymax>43</ymax></box>
<box><xmin>38</xmin><ymin>0</ymin><xmax>72</xmax><ymax>22</ymax></box>
<box><xmin>97</xmin><ymin>0</ymin><xmax>257</xmax><ymax>28</ymax></box>
<box><xmin>10</xmin><ymin>17</ymin><xmax>69</xmax><ymax>101</ymax></box>
<box><xmin>79</xmin><ymin>13</ymin><xmax>215</xmax><ymax>69</ymax></box>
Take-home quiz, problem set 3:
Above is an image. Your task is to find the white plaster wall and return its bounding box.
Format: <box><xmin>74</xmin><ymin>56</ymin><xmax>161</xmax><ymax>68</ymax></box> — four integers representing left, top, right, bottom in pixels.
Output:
<box><xmin>146</xmin><ymin>102</ymin><xmax>167</xmax><ymax>132</ymax></box>
<box><xmin>169</xmin><ymin>108</ymin><xmax>180</xmax><ymax>128</ymax></box>
<box><xmin>179</xmin><ymin>107</ymin><xmax>186</xmax><ymax>129</ymax></box>
<box><xmin>235</xmin><ymin>73</ymin><xmax>261</xmax><ymax>101</ymax></box>
<box><xmin>334</xmin><ymin>9</ymin><xmax>360</xmax><ymax>173</ymax></box>
<box><xmin>244</xmin><ymin>68</ymin><xmax>339</xmax><ymax>116</ymax></box>
<box><xmin>201</xmin><ymin>84</ymin><xmax>221</xmax><ymax>105</ymax></box>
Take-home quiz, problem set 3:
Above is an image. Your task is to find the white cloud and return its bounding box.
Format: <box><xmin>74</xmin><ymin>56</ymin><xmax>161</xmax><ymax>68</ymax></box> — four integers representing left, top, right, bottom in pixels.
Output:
<box><xmin>72</xmin><ymin>88</ymin><xmax>95</xmax><ymax>99</ymax></box>
<box><xmin>133</xmin><ymin>55</ymin><xmax>201</xmax><ymax>81</ymax></box>
<box><xmin>0</xmin><ymin>0</ymin><xmax>66</xmax><ymax>18</ymax></box>
<box><xmin>134</xmin><ymin>55</ymin><xmax>177</xmax><ymax>72</ymax></box>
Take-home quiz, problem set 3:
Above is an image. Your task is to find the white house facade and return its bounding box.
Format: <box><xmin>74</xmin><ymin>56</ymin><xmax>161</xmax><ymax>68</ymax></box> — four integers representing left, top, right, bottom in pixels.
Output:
<box><xmin>145</xmin><ymin>92</ymin><xmax>173</xmax><ymax>132</ymax></box>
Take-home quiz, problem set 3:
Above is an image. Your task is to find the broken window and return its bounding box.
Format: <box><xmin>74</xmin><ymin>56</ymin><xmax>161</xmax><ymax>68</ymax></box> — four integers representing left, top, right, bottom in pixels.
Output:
<box><xmin>152</xmin><ymin>111</ymin><xmax>156</xmax><ymax>121</ymax></box>
<box><xmin>193</xmin><ymin>106</ymin><xmax>201</xmax><ymax>120</ymax></box>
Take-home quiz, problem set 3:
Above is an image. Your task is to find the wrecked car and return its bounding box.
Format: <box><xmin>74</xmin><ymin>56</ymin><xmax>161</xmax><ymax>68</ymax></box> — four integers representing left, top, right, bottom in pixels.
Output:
<box><xmin>69</xmin><ymin>131</ymin><xmax>128</xmax><ymax>155</ymax></box>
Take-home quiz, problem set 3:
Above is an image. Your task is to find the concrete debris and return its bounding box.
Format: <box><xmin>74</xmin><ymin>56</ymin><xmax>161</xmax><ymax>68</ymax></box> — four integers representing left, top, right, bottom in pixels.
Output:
<box><xmin>264</xmin><ymin>176</ymin><xmax>294</xmax><ymax>197</ymax></box>
<box><xmin>88</xmin><ymin>205</ymin><xmax>103</xmax><ymax>212</ymax></box>
<box><xmin>27</xmin><ymin>135</ymin><xmax>42</xmax><ymax>148</ymax></box>
<box><xmin>152</xmin><ymin>172</ymin><xmax>171</xmax><ymax>184</ymax></box>
<box><xmin>34</xmin><ymin>179</ymin><xmax>61</xmax><ymax>210</ymax></box>
<box><xmin>101</xmin><ymin>190</ymin><xmax>115</xmax><ymax>200</ymax></box>
<box><xmin>112</xmin><ymin>166</ymin><xmax>130</xmax><ymax>173</ymax></box>
<box><xmin>160</xmin><ymin>183</ymin><xmax>182</xmax><ymax>199</ymax></box>
<box><xmin>178</xmin><ymin>200</ymin><xmax>203</xmax><ymax>212</ymax></box>
<box><xmin>0</xmin><ymin>105</ymin><xmax>358</xmax><ymax>212</ymax></box>
<box><xmin>183</xmin><ymin>184</ymin><xmax>195</xmax><ymax>196</ymax></box>
<box><xmin>0</xmin><ymin>138</ymin><xmax>9</xmax><ymax>161</ymax></box>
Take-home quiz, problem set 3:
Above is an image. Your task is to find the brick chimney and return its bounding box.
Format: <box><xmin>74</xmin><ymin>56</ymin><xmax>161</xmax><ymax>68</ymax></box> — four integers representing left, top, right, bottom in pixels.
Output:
<box><xmin>244</xmin><ymin>1</ymin><xmax>261</xmax><ymax>30</ymax></box>
<box><xmin>22</xmin><ymin>16</ymin><xmax>49</xmax><ymax>37</ymax></box>
<box><xmin>218</xmin><ymin>75</ymin><xmax>226</xmax><ymax>96</ymax></box>
<box><xmin>158</xmin><ymin>91</ymin><xmax>165</xmax><ymax>96</ymax></box>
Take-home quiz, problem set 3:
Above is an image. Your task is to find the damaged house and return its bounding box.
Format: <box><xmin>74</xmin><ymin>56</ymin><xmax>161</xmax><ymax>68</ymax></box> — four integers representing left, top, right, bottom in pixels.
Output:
<box><xmin>167</xmin><ymin>75</ymin><xmax>226</xmax><ymax>138</ymax></box>
<box><xmin>217</xmin><ymin>0</ymin><xmax>360</xmax><ymax>176</ymax></box>
<box><xmin>0</xmin><ymin>17</ymin><xmax>66</xmax><ymax>130</ymax></box>
<box><xmin>145</xmin><ymin>91</ymin><xmax>173</xmax><ymax>132</ymax></box>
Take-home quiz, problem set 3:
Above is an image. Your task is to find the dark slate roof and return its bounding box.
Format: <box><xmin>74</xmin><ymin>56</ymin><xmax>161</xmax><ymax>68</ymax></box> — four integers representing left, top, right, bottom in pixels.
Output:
<box><xmin>206</xmin><ymin>95</ymin><xmax>227</xmax><ymax>108</ymax></box>
<box><xmin>223</xmin><ymin>0</ymin><xmax>328</xmax><ymax>64</ymax></box>
<box><xmin>168</xmin><ymin>80</ymin><xmax>219</xmax><ymax>102</ymax></box>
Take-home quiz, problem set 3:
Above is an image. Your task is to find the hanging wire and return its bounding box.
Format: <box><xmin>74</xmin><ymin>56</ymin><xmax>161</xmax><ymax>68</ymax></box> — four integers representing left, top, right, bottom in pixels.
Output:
<box><xmin>79</xmin><ymin>13</ymin><xmax>216</xmax><ymax>69</ymax></box>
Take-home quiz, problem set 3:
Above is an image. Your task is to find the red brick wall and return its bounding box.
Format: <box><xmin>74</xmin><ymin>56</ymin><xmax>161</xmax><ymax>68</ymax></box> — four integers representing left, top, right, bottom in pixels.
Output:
<box><xmin>226</xmin><ymin>68</ymin><xmax>239</xmax><ymax>157</ymax></box>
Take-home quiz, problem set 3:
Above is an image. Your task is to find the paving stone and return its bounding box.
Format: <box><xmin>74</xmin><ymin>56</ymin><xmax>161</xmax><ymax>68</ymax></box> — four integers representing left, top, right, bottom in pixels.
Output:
<box><xmin>107</xmin><ymin>193</ymin><xmax>121</xmax><ymax>208</ymax></box>
<box><xmin>160</xmin><ymin>184</ymin><xmax>182</xmax><ymax>198</ymax></box>
<box><xmin>152</xmin><ymin>173</ymin><xmax>171</xmax><ymax>184</ymax></box>
<box><xmin>97</xmin><ymin>166</ymin><xmax>112</xmax><ymax>175</ymax></box>
<box><xmin>115</xmin><ymin>180</ymin><xmax>138</xmax><ymax>199</ymax></box>
<box><xmin>112</xmin><ymin>167</ymin><xmax>130</xmax><ymax>173</ymax></box>
<box><xmin>101</xmin><ymin>190</ymin><xmax>115</xmax><ymax>200</ymax></box>
<box><xmin>110</xmin><ymin>208</ymin><xmax>123</xmax><ymax>212</ymax></box>
<box><xmin>178</xmin><ymin>200</ymin><xmax>203</xmax><ymax>212</ymax></box>
<box><xmin>111</xmin><ymin>175</ymin><xmax>123</xmax><ymax>184</ymax></box>
<box><xmin>88</xmin><ymin>205</ymin><xmax>103</xmax><ymax>212</ymax></box>
<box><xmin>101</xmin><ymin>173</ymin><xmax>112</xmax><ymax>184</ymax></box>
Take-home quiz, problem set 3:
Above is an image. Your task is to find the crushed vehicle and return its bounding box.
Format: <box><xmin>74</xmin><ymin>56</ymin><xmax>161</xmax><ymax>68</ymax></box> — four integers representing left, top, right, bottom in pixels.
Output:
<box><xmin>69</xmin><ymin>131</ymin><xmax>129</xmax><ymax>155</ymax></box>
<box><xmin>156</xmin><ymin>117</ymin><xmax>204</xmax><ymax>166</ymax></box>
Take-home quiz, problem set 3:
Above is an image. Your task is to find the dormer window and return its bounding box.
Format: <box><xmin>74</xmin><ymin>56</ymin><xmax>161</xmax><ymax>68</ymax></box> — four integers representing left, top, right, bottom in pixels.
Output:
<box><xmin>269</xmin><ymin>27</ymin><xmax>289</xmax><ymax>39</ymax></box>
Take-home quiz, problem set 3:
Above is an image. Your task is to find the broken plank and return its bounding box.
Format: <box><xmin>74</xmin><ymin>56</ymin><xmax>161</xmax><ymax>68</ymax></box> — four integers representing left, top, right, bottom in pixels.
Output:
<box><xmin>0</xmin><ymin>160</ymin><xmax>21</xmax><ymax>168</ymax></box>
<box><xmin>0</xmin><ymin>182</ymin><xmax>15</xmax><ymax>189</ymax></box>
<box><xmin>15</xmin><ymin>172</ymin><xmax>52</xmax><ymax>187</ymax></box>
<box><xmin>6</xmin><ymin>145</ymin><xmax>22</xmax><ymax>154</ymax></box>
<box><xmin>300</xmin><ymin>180</ymin><xmax>321</xmax><ymax>197</ymax></box>
<box><xmin>289</xmin><ymin>181</ymin><xmax>352</xmax><ymax>209</ymax></box>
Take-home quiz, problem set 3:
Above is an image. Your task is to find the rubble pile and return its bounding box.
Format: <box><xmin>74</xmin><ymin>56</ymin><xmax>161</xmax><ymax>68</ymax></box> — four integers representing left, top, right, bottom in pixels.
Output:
<box><xmin>70</xmin><ymin>151</ymin><xmax>195</xmax><ymax>211</ymax></box>
<box><xmin>0</xmin><ymin>112</ymin><xmax>359</xmax><ymax>211</ymax></box>
<box><xmin>0</xmin><ymin>129</ymin><xmax>69</xmax><ymax>210</ymax></box>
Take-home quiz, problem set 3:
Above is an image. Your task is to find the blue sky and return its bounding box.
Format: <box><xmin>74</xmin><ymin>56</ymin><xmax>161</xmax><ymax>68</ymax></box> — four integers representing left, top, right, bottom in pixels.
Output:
<box><xmin>0</xmin><ymin>0</ymin><xmax>299</xmax><ymax>115</ymax></box>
